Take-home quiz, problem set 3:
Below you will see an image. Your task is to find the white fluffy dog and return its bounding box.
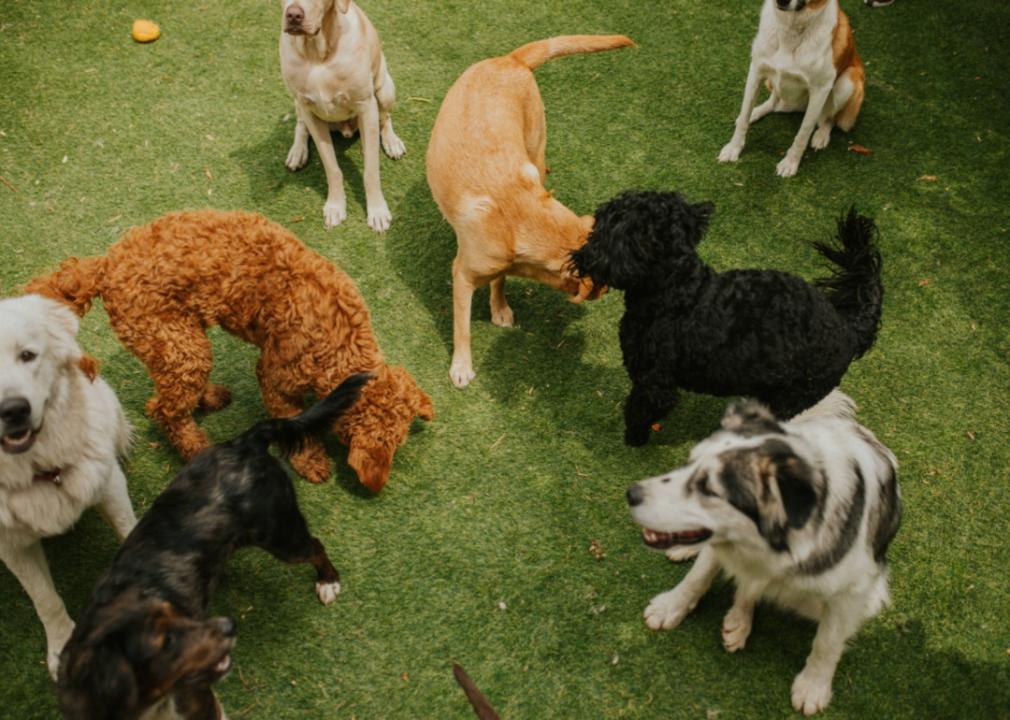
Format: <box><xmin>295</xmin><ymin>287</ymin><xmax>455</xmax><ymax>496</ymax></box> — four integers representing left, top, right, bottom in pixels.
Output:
<box><xmin>627</xmin><ymin>394</ymin><xmax>901</xmax><ymax>715</ymax></box>
<box><xmin>0</xmin><ymin>294</ymin><xmax>136</xmax><ymax>678</ymax></box>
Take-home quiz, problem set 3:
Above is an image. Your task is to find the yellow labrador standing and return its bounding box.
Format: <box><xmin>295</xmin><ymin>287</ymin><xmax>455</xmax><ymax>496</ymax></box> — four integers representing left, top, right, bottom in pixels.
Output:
<box><xmin>280</xmin><ymin>0</ymin><xmax>405</xmax><ymax>232</ymax></box>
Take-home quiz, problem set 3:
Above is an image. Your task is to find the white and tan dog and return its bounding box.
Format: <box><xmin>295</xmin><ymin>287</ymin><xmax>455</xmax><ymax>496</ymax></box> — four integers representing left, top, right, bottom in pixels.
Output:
<box><xmin>627</xmin><ymin>394</ymin><xmax>900</xmax><ymax>715</ymax></box>
<box><xmin>280</xmin><ymin>0</ymin><xmax>405</xmax><ymax>232</ymax></box>
<box><xmin>0</xmin><ymin>295</ymin><xmax>136</xmax><ymax>678</ymax></box>
<box><xmin>718</xmin><ymin>0</ymin><xmax>865</xmax><ymax>177</ymax></box>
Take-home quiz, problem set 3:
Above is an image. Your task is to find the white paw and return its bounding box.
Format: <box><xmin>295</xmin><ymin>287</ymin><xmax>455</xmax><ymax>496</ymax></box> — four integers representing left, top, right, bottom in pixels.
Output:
<box><xmin>47</xmin><ymin>624</ymin><xmax>73</xmax><ymax>680</ymax></box>
<box><xmin>791</xmin><ymin>669</ymin><xmax>833</xmax><ymax>716</ymax></box>
<box><xmin>721</xmin><ymin>606</ymin><xmax>753</xmax><ymax>653</ymax></box>
<box><xmin>718</xmin><ymin>142</ymin><xmax>743</xmax><ymax>163</ymax></box>
<box><xmin>367</xmin><ymin>200</ymin><xmax>392</xmax><ymax>233</ymax></box>
<box><xmin>491</xmin><ymin>305</ymin><xmax>514</xmax><ymax>328</ymax></box>
<box><xmin>776</xmin><ymin>155</ymin><xmax>801</xmax><ymax>178</ymax></box>
<box><xmin>643</xmin><ymin>589</ymin><xmax>695</xmax><ymax>631</ymax></box>
<box><xmin>323</xmin><ymin>198</ymin><xmax>347</xmax><ymax>229</ymax></box>
<box><xmin>450</xmin><ymin>355</ymin><xmax>475</xmax><ymax>388</ymax></box>
<box><xmin>382</xmin><ymin>132</ymin><xmax>406</xmax><ymax>160</ymax></box>
<box><xmin>811</xmin><ymin>125</ymin><xmax>832</xmax><ymax>150</ymax></box>
<box><xmin>316</xmin><ymin>580</ymin><xmax>341</xmax><ymax>605</ymax></box>
<box><xmin>286</xmin><ymin>142</ymin><xmax>309</xmax><ymax>171</ymax></box>
<box><xmin>665</xmin><ymin>545</ymin><xmax>701</xmax><ymax>563</ymax></box>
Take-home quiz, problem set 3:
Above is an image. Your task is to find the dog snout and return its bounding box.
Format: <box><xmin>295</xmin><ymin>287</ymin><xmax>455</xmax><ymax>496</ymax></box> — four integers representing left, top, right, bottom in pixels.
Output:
<box><xmin>0</xmin><ymin>397</ymin><xmax>31</xmax><ymax>427</ymax></box>
<box><xmin>285</xmin><ymin>5</ymin><xmax>304</xmax><ymax>26</ymax></box>
<box><xmin>626</xmin><ymin>483</ymin><xmax>646</xmax><ymax>507</ymax></box>
<box><xmin>214</xmin><ymin>616</ymin><xmax>238</xmax><ymax>638</ymax></box>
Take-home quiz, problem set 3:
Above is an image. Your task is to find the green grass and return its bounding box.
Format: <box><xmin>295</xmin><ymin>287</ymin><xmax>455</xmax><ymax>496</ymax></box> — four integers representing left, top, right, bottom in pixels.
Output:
<box><xmin>1</xmin><ymin>1</ymin><xmax>1009</xmax><ymax>717</ymax></box>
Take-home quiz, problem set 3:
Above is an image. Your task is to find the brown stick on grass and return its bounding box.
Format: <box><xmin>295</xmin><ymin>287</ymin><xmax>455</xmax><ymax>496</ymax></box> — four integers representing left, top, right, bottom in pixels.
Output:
<box><xmin>452</xmin><ymin>664</ymin><xmax>500</xmax><ymax>720</ymax></box>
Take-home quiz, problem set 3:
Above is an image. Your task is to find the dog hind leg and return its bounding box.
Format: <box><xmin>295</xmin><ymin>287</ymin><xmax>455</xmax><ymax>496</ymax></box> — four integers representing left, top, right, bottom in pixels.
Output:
<box><xmin>96</xmin><ymin>463</ymin><xmax>138</xmax><ymax>541</ymax></box>
<box><xmin>376</xmin><ymin>68</ymin><xmax>405</xmax><ymax>159</ymax></box>
<box><xmin>489</xmin><ymin>276</ymin><xmax>514</xmax><ymax>327</ymax></box>
<box><xmin>258</xmin><ymin>503</ymin><xmax>341</xmax><ymax>605</ymax></box>
<box><xmin>286</xmin><ymin>104</ymin><xmax>310</xmax><ymax>171</ymax></box>
<box><xmin>623</xmin><ymin>381</ymin><xmax>678</xmax><ymax>446</ymax></box>
<box><xmin>256</xmin><ymin>365</ymin><xmax>333</xmax><ymax>483</ymax></box>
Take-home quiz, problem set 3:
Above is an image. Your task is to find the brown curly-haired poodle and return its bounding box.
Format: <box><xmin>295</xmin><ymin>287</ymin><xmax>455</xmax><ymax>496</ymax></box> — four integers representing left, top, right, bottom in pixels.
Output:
<box><xmin>26</xmin><ymin>210</ymin><xmax>433</xmax><ymax>492</ymax></box>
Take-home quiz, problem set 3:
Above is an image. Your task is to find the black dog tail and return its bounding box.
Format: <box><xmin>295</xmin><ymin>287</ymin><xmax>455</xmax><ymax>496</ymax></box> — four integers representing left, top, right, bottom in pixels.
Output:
<box><xmin>243</xmin><ymin>373</ymin><xmax>371</xmax><ymax>458</ymax></box>
<box><xmin>814</xmin><ymin>207</ymin><xmax>884</xmax><ymax>358</ymax></box>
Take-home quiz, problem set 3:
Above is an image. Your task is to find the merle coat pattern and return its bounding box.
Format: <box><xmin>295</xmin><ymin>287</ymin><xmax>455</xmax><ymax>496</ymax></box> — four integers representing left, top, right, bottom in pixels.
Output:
<box><xmin>569</xmin><ymin>191</ymin><xmax>882</xmax><ymax>446</ymax></box>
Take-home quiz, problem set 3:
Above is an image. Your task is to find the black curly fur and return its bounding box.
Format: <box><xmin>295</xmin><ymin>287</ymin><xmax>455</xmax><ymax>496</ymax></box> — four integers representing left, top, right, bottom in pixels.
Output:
<box><xmin>569</xmin><ymin>191</ymin><xmax>884</xmax><ymax>446</ymax></box>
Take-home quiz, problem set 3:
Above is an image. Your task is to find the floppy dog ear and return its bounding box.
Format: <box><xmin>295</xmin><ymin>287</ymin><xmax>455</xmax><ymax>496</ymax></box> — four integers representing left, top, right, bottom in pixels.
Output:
<box><xmin>29</xmin><ymin>295</ymin><xmax>84</xmax><ymax>369</ymax></box>
<box><xmin>58</xmin><ymin>625</ymin><xmax>140</xmax><ymax>718</ymax></box>
<box><xmin>754</xmin><ymin>439</ymin><xmax>817</xmax><ymax>550</ymax></box>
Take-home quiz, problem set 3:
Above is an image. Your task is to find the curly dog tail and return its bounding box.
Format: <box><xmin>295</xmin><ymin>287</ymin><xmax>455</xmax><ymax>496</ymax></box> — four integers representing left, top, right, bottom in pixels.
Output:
<box><xmin>814</xmin><ymin>207</ymin><xmax>883</xmax><ymax>359</ymax></box>
<box><xmin>242</xmin><ymin>373</ymin><xmax>372</xmax><ymax>458</ymax></box>
<box><xmin>509</xmin><ymin>34</ymin><xmax>635</xmax><ymax>71</ymax></box>
<box><xmin>24</xmin><ymin>256</ymin><xmax>106</xmax><ymax>317</ymax></box>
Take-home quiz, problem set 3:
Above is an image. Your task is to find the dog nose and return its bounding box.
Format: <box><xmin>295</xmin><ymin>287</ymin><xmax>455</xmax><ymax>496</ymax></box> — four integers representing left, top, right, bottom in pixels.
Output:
<box><xmin>776</xmin><ymin>0</ymin><xmax>792</xmax><ymax>8</ymax></box>
<box><xmin>626</xmin><ymin>484</ymin><xmax>645</xmax><ymax>507</ymax></box>
<box><xmin>0</xmin><ymin>397</ymin><xmax>30</xmax><ymax>426</ymax></box>
<box><xmin>286</xmin><ymin>5</ymin><xmax>304</xmax><ymax>24</ymax></box>
<box><xmin>216</xmin><ymin>617</ymin><xmax>238</xmax><ymax>637</ymax></box>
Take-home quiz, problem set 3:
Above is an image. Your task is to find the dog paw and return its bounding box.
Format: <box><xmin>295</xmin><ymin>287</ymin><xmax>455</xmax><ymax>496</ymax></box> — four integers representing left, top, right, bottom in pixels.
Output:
<box><xmin>323</xmin><ymin>198</ymin><xmax>347</xmax><ymax>229</ymax></box>
<box><xmin>665</xmin><ymin>545</ymin><xmax>701</xmax><ymax>563</ymax></box>
<box><xmin>316</xmin><ymin>580</ymin><xmax>341</xmax><ymax>605</ymax></box>
<box><xmin>776</xmin><ymin>155</ymin><xmax>801</xmax><ymax>178</ymax></box>
<box><xmin>285</xmin><ymin>142</ymin><xmax>309</xmax><ymax>171</ymax></box>
<box><xmin>367</xmin><ymin>201</ymin><xmax>392</xmax><ymax>233</ymax></box>
<box><xmin>47</xmin><ymin>623</ymin><xmax>74</xmax><ymax>680</ymax></box>
<box><xmin>491</xmin><ymin>305</ymin><xmax>514</xmax><ymax>328</ymax></box>
<box><xmin>811</xmin><ymin>125</ymin><xmax>832</xmax><ymax>150</ymax></box>
<box><xmin>199</xmin><ymin>384</ymin><xmax>232</xmax><ymax>412</ymax></box>
<box><xmin>791</xmin><ymin>669</ymin><xmax>833</xmax><ymax>716</ymax></box>
<box><xmin>625</xmin><ymin>427</ymin><xmax>650</xmax><ymax>447</ymax></box>
<box><xmin>450</xmin><ymin>356</ymin><xmax>475</xmax><ymax>389</ymax></box>
<box><xmin>721</xmin><ymin>605</ymin><xmax>754</xmax><ymax>653</ymax></box>
<box><xmin>718</xmin><ymin>142</ymin><xmax>742</xmax><ymax>163</ymax></box>
<box><xmin>643</xmin><ymin>589</ymin><xmax>694</xmax><ymax>631</ymax></box>
<box><xmin>382</xmin><ymin>132</ymin><xmax>406</xmax><ymax>160</ymax></box>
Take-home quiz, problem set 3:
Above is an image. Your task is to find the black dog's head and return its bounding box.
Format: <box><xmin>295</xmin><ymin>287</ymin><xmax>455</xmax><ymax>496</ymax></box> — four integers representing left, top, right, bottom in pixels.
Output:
<box><xmin>569</xmin><ymin>191</ymin><xmax>714</xmax><ymax>291</ymax></box>
<box><xmin>58</xmin><ymin>591</ymin><xmax>237</xmax><ymax>719</ymax></box>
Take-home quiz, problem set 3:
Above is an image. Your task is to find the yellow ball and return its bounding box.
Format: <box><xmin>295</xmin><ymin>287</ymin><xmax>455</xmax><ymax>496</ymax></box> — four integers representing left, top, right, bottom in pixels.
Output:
<box><xmin>131</xmin><ymin>19</ymin><xmax>161</xmax><ymax>43</ymax></box>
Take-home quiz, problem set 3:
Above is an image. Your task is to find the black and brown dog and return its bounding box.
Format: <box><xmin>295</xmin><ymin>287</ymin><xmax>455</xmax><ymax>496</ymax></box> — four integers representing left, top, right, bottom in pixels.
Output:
<box><xmin>57</xmin><ymin>373</ymin><xmax>370</xmax><ymax>719</ymax></box>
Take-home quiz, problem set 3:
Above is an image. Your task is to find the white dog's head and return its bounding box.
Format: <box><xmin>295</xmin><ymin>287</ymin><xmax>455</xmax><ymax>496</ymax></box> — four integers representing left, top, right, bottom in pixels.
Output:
<box><xmin>0</xmin><ymin>295</ymin><xmax>84</xmax><ymax>455</ymax></box>
<box><xmin>281</xmin><ymin>0</ymin><xmax>350</xmax><ymax>36</ymax></box>
<box><xmin>627</xmin><ymin>401</ymin><xmax>821</xmax><ymax>554</ymax></box>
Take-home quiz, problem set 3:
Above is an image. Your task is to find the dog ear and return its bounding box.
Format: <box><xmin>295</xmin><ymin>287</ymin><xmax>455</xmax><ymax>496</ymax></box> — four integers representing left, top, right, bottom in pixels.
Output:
<box><xmin>59</xmin><ymin>619</ymin><xmax>140</xmax><ymax>718</ymax></box>
<box><xmin>755</xmin><ymin>440</ymin><xmax>817</xmax><ymax>549</ymax></box>
<box><xmin>32</xmin><ymin>295</ymin><xmax>84</xmax><ymax>369</ymax></box>
<box><xmin>347</xmin><ymin>443</ymin><xmax>393</xmax><ymax>493</ymax></box>
<box><xmin>687</xmin><ymin>201</ymin><xmax>714</xmax><ymax>246</ymax></box>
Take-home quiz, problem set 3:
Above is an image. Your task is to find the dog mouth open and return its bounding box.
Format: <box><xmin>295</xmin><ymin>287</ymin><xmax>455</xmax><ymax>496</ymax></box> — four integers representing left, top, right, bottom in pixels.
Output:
<box><xmin>641</xmin><ymin>527</ymin><xmax>712</xmax><ymax>549</ymax></box>
<box><xmin>1</xmin><ymin>427</ymin><xmax>38</xmax><ymax>454</ymax></box>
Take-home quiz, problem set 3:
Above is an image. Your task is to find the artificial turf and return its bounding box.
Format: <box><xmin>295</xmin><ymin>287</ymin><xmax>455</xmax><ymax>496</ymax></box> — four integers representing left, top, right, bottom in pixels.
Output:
<box><xmin>1</xmin><ymin>1</ymin><xmax>1008</xmax><ymax>717</ymax></box>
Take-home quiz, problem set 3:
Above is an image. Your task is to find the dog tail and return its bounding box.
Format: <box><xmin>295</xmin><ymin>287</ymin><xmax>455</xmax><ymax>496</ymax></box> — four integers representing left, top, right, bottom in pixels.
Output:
<box><xmin>814</xmin><ymin>207</ymin><xmax>883</xmax><ymax>358</ymax></box>
<box><xmin>23</xmin><ymin>256</ymin><xmax>106</xmax><ymax>317</ymax></box>
<box><xmin>244</xmin><ymin>373</ymin><xmax>371</xmax><ymax>458</ymax></box>
<box><xmin>452</xmin><ymin>664</ymin><xmax>501</xmax><ymax>720</ymax></box>
<box><xmin>509</xmin><ymin>34</ymin><xmax>635</xmax><ymax>71</ymax></box>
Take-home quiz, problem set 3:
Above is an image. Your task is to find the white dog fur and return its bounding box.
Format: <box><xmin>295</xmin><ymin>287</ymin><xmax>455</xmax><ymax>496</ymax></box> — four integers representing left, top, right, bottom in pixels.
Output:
<box><xmin>279</xmin><ymin>0</ymin><xmax>405</xmax><ymax>232</ymax></box>
<box><xmin>628</xmin><ymin>392</ymin><xmax>900</xmax><ymax>715</ymax></box>
<box><xmin>0</xmin><ymin>295</ymin><xmax>136</xmax><ymax>678</ymax></box>
<box><xmin>718</xmin><ymin>0</ymin><xmax>865</xmax><ymax>177</ymax></box>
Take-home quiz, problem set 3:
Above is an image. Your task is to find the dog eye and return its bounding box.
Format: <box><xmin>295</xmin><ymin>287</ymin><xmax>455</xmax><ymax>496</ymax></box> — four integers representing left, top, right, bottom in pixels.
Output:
<box><xmin>19</xmin><ymin>350</ymin><xmax>37</xmax><ymax>363</ymax></box>
<box><xmin>697</xmin><ymin>476</ymin><xmax>715</xmax><ymax>496</ymax></box>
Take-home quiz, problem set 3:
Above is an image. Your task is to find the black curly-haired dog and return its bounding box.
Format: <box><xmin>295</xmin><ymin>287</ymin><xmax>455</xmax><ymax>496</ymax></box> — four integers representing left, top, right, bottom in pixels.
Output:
<box><xmin>570</xmin><ymin>191</ymin><xmax>882</xmax><ymax>446</ymax></box>
<box><xmin>57</xmin><ymin>373</ymin><xmax>370</xmax><ymax>720</ymax></box>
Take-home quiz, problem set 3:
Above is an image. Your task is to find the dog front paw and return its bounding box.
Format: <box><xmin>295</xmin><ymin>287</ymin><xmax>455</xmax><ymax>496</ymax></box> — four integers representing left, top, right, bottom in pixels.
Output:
<box><xmin>625</xmin><ymin>426</ymin><xmax>650</xmax><ymax>447</ymax></box>
<box><xmin>665</xmin><ymin>545</ymin><xmax>701</xmax><ymax>563</ymax></box>
<box><xmin>323</xmin><ymin>198</ymin><xmax>347</xmax><ymax>229</ymax></box>
<box><xmin>286</xmin><ymin>142</ymin><xmax>309</xmax><ymax>171</ymax></box>
<box><xmin>776</xmin><ymin>155</ymin><xmax>801</xmax><ymax>178</ymax></box>
<box><xmin>47</xmin><ymin>621</ymin><xmax>74</xmax><ymax>680</ymax></box>
<box><xmin>791</xmin><ymin>669</ymin><xmax>833</xmax><ymax>716</ymax></box>
<box><xmin>449</xmin><ymin>355</ymin><xmax>475</xmax><ymax>389</ymax></box>
<box><xmin>316</xmin><ymin>580</ymin><xmax>341</xmax><ymax>605</ymax></box>
<box><xmin>367</xmin><ymin>200</ymin><xmax>392</xmax><ymax>233</ymax></box>
<box><xmin>199</xmin><ymin>384</ymin><xmax>232</xmax><ymax>412</ymax></box>
<box><xmin>718</xmin><ymin>142</ymin><xmax>743</xmax><ymax>163</ymax></box>
<box><xmin>721</xmin><ymin>604</ymin><xmax>754</xmax><ymax>653</ymax></box>
<box><xmin>644</xmin><ymin>589</ymin><xmax>695</xmax><ymax>631</ymax></box>
<box><xmin>381</xmin><ymin>131</ymin><xmax>406</xmax><ymax>160</ymax></box>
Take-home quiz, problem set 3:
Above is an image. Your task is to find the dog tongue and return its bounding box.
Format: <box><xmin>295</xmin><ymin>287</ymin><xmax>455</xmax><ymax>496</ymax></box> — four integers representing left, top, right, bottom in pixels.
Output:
<box><xmin>214</xmin><ymin>655</ymin><xmax>231</xmax><ymax>673</ymax></box>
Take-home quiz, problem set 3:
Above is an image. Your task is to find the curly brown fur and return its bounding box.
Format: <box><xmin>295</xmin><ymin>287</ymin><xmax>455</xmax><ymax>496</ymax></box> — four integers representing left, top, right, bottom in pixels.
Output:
<box><xmin>26</xmin><ymin>210</ymin><xmax>433</xmax><ymax>491</ymax></box>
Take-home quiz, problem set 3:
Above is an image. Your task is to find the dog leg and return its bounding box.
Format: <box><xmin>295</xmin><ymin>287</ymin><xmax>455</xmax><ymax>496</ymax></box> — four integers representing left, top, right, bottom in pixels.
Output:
<box><xmin>749</xmin><ymin>94</ymin><xmax>777</xmax><ymax>124</ymax></box>
<box><xmin>96</xmin><ymin>463</ymin><xmax>138</xmax><ymax>541</ymax></box>
<box><xmin>357</xmin><ymin>96</ymin><xmax>392</xmax><ymax>233</ymax></box>
<box><xmin>260</xmin><ymin>511</ymin><xmax>341</xmax><ymax>605</ymax></box>
<box><xmin>257</xmin><ymin>378</ymin><xmax>332</xmax><ymax>483</ymax></box>
<box><xmin>664</xmin><ymin>545</ymin><xmax>701</xmax><ymax>563</ymax></box>
<box><xmin>776</xmin><ymin>84</ymin><xmax>833</xmax><ymax>177</ymax></box>
<box><xmin>624</xmin><ymin>381</ymin><xmax>677</xmax><ymax>446</ymax></box>
<box><xmin>0</xmin><ymin>542</ymin><xmax>75</xmax><ymax>678</ymax></box>
<box><xmin>376</xmin><ymin>68</ymin><xmax>406</xmax><ymax>160</ymax></box>
<box><xmin>644</xmin><ymin>545</ymin><xmax>720</xmax><ymax>630</ymax></box>
<box><xmin>489</xmin><ymin>276</ymin><xmax>514</xmax><ymax>328</ymax></box>
<box><xmin>719</xmin><ymin>62</ymin><xmax>764</xmax><ymax>163</ymax></box>
<box><xmin>721</xmin><ymin>585</ymin><xmax>760</xmax><ymax>652</ymax></box>
<box><xmin>286</xmin><ymin>104</ymin><xmax>310</xmax><ymax>171</ymax></box>
<box><xmin>791</xmin><ymin>597</ymin><xmax>867</xmax><ymax>715</ymax></box>
<box><xmin>450</xmin><ymin>257</ymin><xmax>477</xmax><ymax>388</ymax></box>
<box><xmin>198</xmin><ymin>384</ymin><xmax>232</xmax><ymax>412</ymax></box>
<box><xmin>301</xmin><ymin>107</ymin><xmax>348</xmax><ymax>229</ymax></box>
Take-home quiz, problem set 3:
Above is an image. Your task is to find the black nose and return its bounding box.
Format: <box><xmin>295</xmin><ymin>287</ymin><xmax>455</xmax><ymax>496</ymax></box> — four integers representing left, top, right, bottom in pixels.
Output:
<box><xmin>0</xmin><ymin>397</ymin><xmax>30</xmax><ymax>426</ymax></box>
<box><xmin>626</xmin><ymin>484</ymin><xmax>645</xmax><ymax>507</ymax></box>
<box><xmin>776</xmin><ymin>0</ymin><xmax>791</xmax><ymax>7</ymax></box>
<box><xmin>286</xmin><ymin>5</ymin><xmax>304</xmax><ymax>24</ymax></box>
<box><xmin>216</xmin><ymin>617</ymin><xmax>238</xmax><ymax>637</ymax></box>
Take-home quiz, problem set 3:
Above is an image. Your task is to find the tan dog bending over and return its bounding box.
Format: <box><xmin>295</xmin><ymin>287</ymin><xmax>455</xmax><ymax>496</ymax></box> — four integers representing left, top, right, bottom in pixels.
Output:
<box><xmin>427</xmin><ymin>35</ymin><xmax>633</xmax><ymax>388</ymax></box>
<box><xmin>718</xmin><ymin>0</ymin><xmax>864</xmax><ymax>178</ymax></box>
<box><xmin>280</xmin><ymin>0</ymin><xmax>404</xmax><ymax>232</ymax></box>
